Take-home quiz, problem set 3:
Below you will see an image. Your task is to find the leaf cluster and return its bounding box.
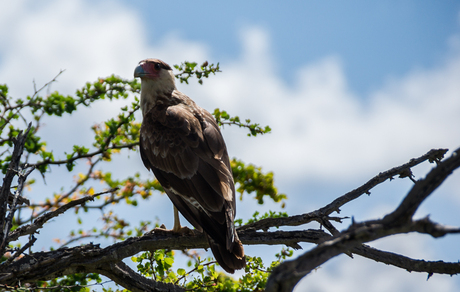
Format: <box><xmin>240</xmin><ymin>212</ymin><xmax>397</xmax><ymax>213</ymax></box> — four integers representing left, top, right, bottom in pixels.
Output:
<box><xmin>0</xmin><ymin>74</ymin><xmax>141</xmax><ymax>174</ymax></box>
<box><xmin>36</xmin><ymin>273</ymin><xmax>102</xmax><ymax>292</ymax></box>
<box><xmin>0</xmin><ymin>63</ymin><xmax>289</xmax><ymax>291</ymax></box>
<box><xmin>213</xmin><ymin>109</ymin><xmax>271</xmax><ymax>137</ymax></box>
<box><xmin>174</xmin><ymin>61</ymin><xmax>221</xmax><ymax>85</ymax></box>
<box><xmin>232</xmin><ymin>159</ymin><xmax>286</xmax><ymax>207</ymax></box>
<box><xmin>130</xmin><ymin>246</ymin><xmax>294</xmax><ymax>292</ymax></box>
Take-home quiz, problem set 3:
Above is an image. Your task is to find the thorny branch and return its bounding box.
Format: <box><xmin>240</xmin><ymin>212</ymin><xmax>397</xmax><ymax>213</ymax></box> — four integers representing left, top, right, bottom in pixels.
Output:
<box><xmin>0</xmin><ymin>71</ymin><xmax>65</xmax><ymax>133</ymax></box>
<box><xmin>0</xmin><ymin>140</ymin><xmax>459</xmax><ymax>291</ymax></box>
<box><xmin>16</xmin><ymin>157</ymin><xmax>103</xmax><ymax>225</ymax></box>
<box><xmin>2</xmin><ymin>166</ymin><xmax>35</xmax><ymax>249</ymax></box>
<box><xmin>0</xmin><ymin>123</ymin><xmax>33</xmax><ymax>255</ymax></box>
<box><xmin>1</xmin><ymin>221</ymin><xmax>459</xmax><ymax>290</ymax></box>
<box><xmin>265</xmin><ymin>147</ymin><xmax>460</xmax><ymax>292</ymax></box>
<box><xmin>8</xmin><ymin>188</ymin><xmax>118</xmax><ymax>242</ymax></box>
<box><xmin>27</xmin><ymin>102</ymin><xmax>139</xmax><ymax>170</ymax></box>
<box><xmin>238</xmin><ymin>148</ymin><xmax>448</xmax><ymax>232</ymax></box>
<box><xmin>0</xmin><ymin>75</ymin><xmax>458</xmax><ymax>291</ymax></box>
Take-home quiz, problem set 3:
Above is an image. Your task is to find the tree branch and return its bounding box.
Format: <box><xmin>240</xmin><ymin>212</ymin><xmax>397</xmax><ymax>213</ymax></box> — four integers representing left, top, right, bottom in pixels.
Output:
<box><xmin>2</xmin><ymin>219</ymin><xmax>459</xmax><ymax>289</ymax></box>
<box><xmin>1</xmin><ymin>145</ymin><xmax>458</xmax><ymax>291</ymax></box>
<box><xmin>8</xmin><ymin>188</ymin><xmax>118</xmax><ymax>242</ymax></box>
<box><xmin>352</xmin><ymin>244</ymin><xmax>460</xmax><ymax>276</ymax></box>
<box><xmin>265</xmin><ymin>147</ymin><xmax>460</xmax><ymax>292</ymax></box>
<box><xmin>238</xmin><ymin>148</ymin><xmax>448</xmax><ymax>232</ymax></box>
<box><xmin>97</xmin><ymin>261</ymin><xmax>184</xmax><ymax>292</ymax></box>
<box><xmin>0</xmin><ymin>123</ymin><xmax>32</xmax><ymax>255</ymax></box>
<box><xmin>0</xmin><ymin>229</ymin><xmax>327</xmax><ymax>286</ymax></box>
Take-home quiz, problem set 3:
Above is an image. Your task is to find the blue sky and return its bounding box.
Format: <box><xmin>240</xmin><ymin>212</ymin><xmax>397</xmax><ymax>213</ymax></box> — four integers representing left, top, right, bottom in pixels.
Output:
<box><xmin>1</xmin><ymin>1</ymin><xmax>460</xmax><ymax>291</ymax></box>
<box><xmin>129</xmin><ymin>1</ymin><xmax>460</xmax><ymax>95</ymax></box>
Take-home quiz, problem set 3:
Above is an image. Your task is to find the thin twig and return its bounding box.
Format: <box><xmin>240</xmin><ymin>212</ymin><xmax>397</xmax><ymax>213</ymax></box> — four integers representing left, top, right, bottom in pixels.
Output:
<box><xmin>8</xmin><ymin>188</ymin><xmax>118</xmax><ymax>242</ymax></box>
<box><xmin>238</xmin><ymin>148</ymin><xmax>448</xmax><ymax>232</ymax></box>
<box><xmin>265</xmin><ymin>148</ymin><xmax>460</xmax><ymax>292</ymax></box>
<box><xmin>0</xmin><ymin>123</ymin><xmax>33</xmax><ymax>255</ymax></box>
<box><xmin>2</xmin><ymin>235</ymin><xmax>37</xmax><ymax>266</ymax></box>
<box><xmin>2</xmin><ymin>165</ymin><xmax>35</xmax><ymax>250</ymax></box>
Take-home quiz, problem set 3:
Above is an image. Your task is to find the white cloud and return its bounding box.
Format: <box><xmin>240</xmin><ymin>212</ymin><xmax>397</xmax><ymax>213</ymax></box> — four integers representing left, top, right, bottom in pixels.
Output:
<box><xmin>295</xmin><ymin>232</ymin><xmax>460</xmax><ymax>292</ymax></box>
<box><xmin>190</xmin><ymin>26</ymin><xmax>460</xmax><ymax>183</ymax></box>
<box><xmin>0</xmin><ymin>0</ymin><xmax>209</xmax><ymax>165</ymax></box>
<box><xmin>2</xmin><ymin>1</ymin><xmax>459</xmax><ymax>184</ymax></box>
<box><xmin>1</xmin><ymin>1</ymin><xmax>459</xmax><ymax>291</ymax></box>
<box><xmin>0</xmin><ymin>0</ymin><xmax>208</xmax><ymax>98</ymax></box>
<box><xmin>295</xmin><ymin>249</ymin><xmax>457</xmax><ymax>292</ymax></box>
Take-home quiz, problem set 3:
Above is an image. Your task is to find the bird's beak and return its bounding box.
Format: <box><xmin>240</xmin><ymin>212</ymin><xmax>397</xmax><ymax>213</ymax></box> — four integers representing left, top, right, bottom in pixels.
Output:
<box><xmin>134</xmin><ymin>64</ymin><xmax>146</xmax><ymax>78</ymax></box>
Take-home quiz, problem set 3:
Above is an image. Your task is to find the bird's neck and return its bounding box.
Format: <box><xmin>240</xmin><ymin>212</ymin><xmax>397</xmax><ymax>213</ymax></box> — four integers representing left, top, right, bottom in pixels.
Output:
<box><xmin>140</xmin><ymin>71</ymin><xmax>176</xmax><ymax>116</ymax></box>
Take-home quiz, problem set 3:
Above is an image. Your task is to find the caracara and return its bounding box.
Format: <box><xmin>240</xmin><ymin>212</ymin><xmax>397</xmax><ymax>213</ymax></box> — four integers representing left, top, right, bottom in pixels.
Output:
<box><xmin>134</xmin><ymin>58</ymin><xmax>245</xmax><ymax>273</ymax></box>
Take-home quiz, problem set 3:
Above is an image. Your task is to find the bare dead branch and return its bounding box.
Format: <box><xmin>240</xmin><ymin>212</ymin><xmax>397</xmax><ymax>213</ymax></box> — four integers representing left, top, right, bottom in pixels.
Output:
<box><xmin>7</xmin><ymin>191</ymin><xmax>30</xmax><ymax>206</ymax></box>
<box><xmin>265</xmin><ymin>148</ymin><xmax>460</xmax><ymax>292</ymax></box>
<box><xmin>2</xmin><ymin>217</ymin><xmax>459</xmax><ymax>289</ymax></box>
<box><xmin>266</xmin><ymin>218</ymin><xmax>460</xmax><ymax>292</ymax></box>
<box><xmin>411</xmin><ymin>216</ymin><xmax>460</xmax><ymax>237</ymax></box>
<box><xmin>2</xmin><ymin>166</ymin><xmax>35</xmax><ymax>247</ymax></box>
<box><xmin>238</xmin><ymin>148</ymin><xmax>448</xmax><ymax>233</ymax></box>
<box><xmin>0</xmin><ymin>123</ymin><xmax>32</xmax><ymax>255</ymax></box>
<box><xmin>382</xmin><ymin>147</ymin><xmax>460</xmax><ymax>226</ymax></box>
<box><xmin>0</xmin><ymin>229</ymin><xmax>327</xmax><ymax>286</ymax></box>
<box><xmin>353</xmin><ymin>244</ymin><xmax>460</xmax><ymax>275</ymax></box>
<box><xmin>1</xmin><ymin>124</ymin><xmax>458</xmax><ymax>292</ymax></box>
<box><xmin>2</xmin><ymin>235</ymin><xmax>37</xmax><ymax>266</ymax></box>
<box><xmin>1</xmin><ymin>220</ymin><xmax>458</xmax><ymax>291</ymax></box>
<box><xmin>28</xmin><ymin>142</ymin><xmax>139</xmax><ymax>169</ymax></box>
<box><xmin>8</xmin><ymin>188</ymin><xmax>118</xmax><ymax>242</ymax></box>
<box><xmin>97</xmin><ymin>261</ymin><xmax>185</xmax><ymax>292</ymax></box>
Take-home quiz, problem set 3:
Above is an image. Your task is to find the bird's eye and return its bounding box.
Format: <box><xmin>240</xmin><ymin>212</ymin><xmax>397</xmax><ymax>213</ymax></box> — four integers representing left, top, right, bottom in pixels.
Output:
<box><xmin>154</xmin><ymin>63</ymin><xmax>161</xmax><ymax>70</ymax></box>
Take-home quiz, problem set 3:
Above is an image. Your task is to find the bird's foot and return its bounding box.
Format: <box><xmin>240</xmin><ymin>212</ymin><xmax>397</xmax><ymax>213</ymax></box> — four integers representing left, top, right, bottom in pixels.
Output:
<box><xmin>149</xmin><ymin>224</ymin><xmax>169</xmax><ymax>234</ymax></box>
<box><xmin>149</xmin><ymin>225</ymin><xmax>196</xmax><ymax>236</ymax></box>
<box><xmin>172</xmin><ymin>225</ymin><xmax>196</xmax><ymax>236</ymax></box>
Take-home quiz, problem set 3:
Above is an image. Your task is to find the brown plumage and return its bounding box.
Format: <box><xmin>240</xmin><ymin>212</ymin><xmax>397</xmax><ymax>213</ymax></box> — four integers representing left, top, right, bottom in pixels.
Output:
<box><xmin>134</xmin><ymin>58</ymin><xmax>245</xmax><ymax>273</ymax></box>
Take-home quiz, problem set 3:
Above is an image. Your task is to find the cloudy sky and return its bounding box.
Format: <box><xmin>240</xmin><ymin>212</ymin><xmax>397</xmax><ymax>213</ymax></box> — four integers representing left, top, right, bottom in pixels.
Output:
<box><xmin>1</xmin><ymin>1</ymin><xmax>460</xmax><ymax>291</ymax></box>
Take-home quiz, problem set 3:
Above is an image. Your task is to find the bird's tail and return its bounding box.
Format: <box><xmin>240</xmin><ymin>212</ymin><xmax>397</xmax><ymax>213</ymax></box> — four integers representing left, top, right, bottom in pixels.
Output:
<box><xmin>207</xmin><ymin>233</ymin><xmax>245</xmax><ymax>274</ymax></box>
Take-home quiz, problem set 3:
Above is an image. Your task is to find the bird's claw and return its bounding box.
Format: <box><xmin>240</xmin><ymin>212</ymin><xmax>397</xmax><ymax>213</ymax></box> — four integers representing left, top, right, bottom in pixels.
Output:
<box><xmin>174</xmin><ymin>226</ymin><xmax>196</xmax><ymax>236</ymax></box>
<box><xmin>149</xmin><ymin>225</ymin><xmax>196</xmax><ymax>236</ymax></box>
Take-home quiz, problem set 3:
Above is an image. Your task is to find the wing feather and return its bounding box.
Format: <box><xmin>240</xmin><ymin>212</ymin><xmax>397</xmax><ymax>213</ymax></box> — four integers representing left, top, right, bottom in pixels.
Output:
<box><xmin>140</xmin><ymin>90</ymin><xmax>244</xmax><ymax>272</ymax></box>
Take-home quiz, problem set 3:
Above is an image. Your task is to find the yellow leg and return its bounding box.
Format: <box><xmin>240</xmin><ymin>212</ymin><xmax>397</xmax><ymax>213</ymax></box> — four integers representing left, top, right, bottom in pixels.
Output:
<box><xmin>151</xmin><ymin>205</ymin><xmax>194</xmax><ymax>235</ymax></box>
<box><xmin>172</xmin><ymin>205</ymin><xmax>181</xmax><ymax>232</ymax></box>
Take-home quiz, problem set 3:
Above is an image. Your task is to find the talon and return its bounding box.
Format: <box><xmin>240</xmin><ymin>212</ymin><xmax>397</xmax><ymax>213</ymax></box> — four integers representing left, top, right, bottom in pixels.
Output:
<box><xmin>176</xmin><ymin>226</ymin><xmax>194</xmax><ymax>235</ymax></box>
<box><xmin>150</xmin><ymin>225</ymin><xmax>169</xmax><ymax>234</ymax></box>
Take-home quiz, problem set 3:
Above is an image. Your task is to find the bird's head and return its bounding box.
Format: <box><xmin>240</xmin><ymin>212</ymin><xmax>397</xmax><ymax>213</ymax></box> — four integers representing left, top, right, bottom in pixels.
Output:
<box><xmin>135</xmin><ymin>59</ymin><xmax>177</xmax><ymax>114</ymax></box>
<box><xmin>134</xmin><ymin>58</ymin><xmax>176</xmax><ymax>93</ymax></box>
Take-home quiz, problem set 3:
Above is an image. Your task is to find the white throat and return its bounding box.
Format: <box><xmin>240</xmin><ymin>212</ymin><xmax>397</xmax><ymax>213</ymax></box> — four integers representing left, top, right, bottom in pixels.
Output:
<box><xmin>140</xmin><ymin>70</ymin><xmax>176</xmax><ymax>116</ymax></box>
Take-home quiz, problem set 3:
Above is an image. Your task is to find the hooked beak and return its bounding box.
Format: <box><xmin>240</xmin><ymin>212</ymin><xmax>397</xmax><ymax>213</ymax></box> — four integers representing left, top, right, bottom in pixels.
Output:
<box><xmin>134</xmin><ymin>64</ymin><xmax>146</xmax><ymax>78</ymax></box>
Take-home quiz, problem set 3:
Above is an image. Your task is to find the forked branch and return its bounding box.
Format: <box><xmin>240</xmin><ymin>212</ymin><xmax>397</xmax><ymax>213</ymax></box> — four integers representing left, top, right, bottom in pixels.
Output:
<box><xmin>265</xmin><ymin>148</ymin><xmax>460</xmax><ymax>292</ymax></box>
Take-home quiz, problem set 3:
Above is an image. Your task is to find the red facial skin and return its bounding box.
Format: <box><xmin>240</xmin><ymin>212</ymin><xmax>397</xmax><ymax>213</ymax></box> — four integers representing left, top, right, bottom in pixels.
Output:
<box><xmin>138</xmin><ymin>62</ymin><xmax>161</xmax><ymax>79</ymax></box>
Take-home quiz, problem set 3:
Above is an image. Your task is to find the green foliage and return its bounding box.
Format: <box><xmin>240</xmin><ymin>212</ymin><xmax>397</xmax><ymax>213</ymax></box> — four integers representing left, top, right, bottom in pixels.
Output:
<box><xmin>37</xmin><ymin>273</ymin><xmax>102</xmax><ymax>292</ymax></box>
<box><xmin>174</xmin><ymin>61</ymin><xmax>220</xmax><ymax>85</ymax></box>
<box><xmin>129</xmin><ymin>247</ymin><xmax>294</xmax><ymax>292</ymax></box>
<box><xmin>178</xmin><ymin>247</ymin><xmax>294</xmax><ymax>291</ymax></box>
<box><xmin>236</xmin><ymin>210</ymin><xmax>289</xmax><ymax>227</ymax></box>
<box><xmin>213</xmin><ymin>108</ymin><xmax>271</xmax><ymax>137</ymax></box>
<box><xmin>0</xmin><ymin>74</ymin><xmax>141</xmax><ymax>175</ymax></box>
<box><xmin>132</xmin><ymin>250</ymin><xmax>176</xmax><ymax>282</ymax></box>
<box><xmin>1</xmin><ymin>61</ymin><xmax>290</xmax><ymax>291</ymax></box>
<box><xmin>231</xmin><ymin>159</ymin><xmax>287</xmax><ymax>207</ymax></box>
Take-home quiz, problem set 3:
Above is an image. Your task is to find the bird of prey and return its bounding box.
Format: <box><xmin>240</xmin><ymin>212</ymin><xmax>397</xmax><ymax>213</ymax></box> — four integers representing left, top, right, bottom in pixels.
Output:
<box><xmin>134</xmin><ymin>58</ymin><xmax>245</xmax><ymax>273</ymax></box>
